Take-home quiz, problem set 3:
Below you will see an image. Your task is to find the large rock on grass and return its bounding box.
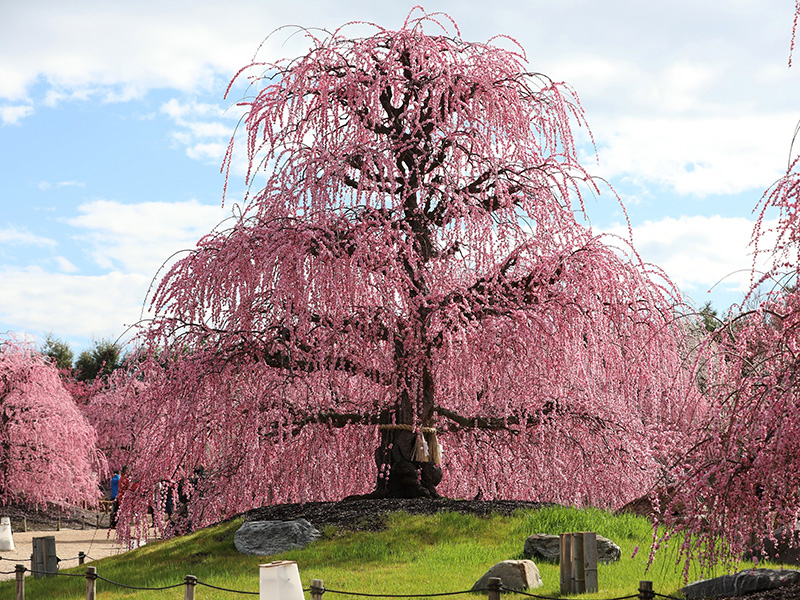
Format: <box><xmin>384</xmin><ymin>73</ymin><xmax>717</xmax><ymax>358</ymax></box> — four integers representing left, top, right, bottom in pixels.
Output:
<box><xmin>523</xmin><ymin>533</ymin><xmax>621</xmax><ymax>563</ymax></box>
<box><xmin>234</xmin><ymin>519</ymin><xmax>320</xmax><ymax>556</ymax></box>
<box><xmin>472</xmin><ymin>560</ymin><xmax>542</xmax><ymax>592</ymax></box>
<box><xmin>681</xmin><ymin>569</ymin><xmax>800</xmax><ymax>599</ymax></box>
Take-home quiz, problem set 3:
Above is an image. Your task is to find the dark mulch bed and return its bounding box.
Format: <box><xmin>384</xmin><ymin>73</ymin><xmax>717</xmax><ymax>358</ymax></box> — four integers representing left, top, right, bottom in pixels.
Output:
<box><xmin>713</xmin><ymin>581</ymin><xmax>800</xmax><ymax>600</ymax></box>
<box><xmin>242</xmin><ymin>497</ymin><xmax>549</xmax><ymax>532</ymax></box>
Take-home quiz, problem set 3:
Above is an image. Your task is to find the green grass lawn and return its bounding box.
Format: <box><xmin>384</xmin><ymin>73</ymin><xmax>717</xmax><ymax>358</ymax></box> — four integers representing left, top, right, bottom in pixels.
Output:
<box><xmin>0</xmin><ymin>505</ymin><xmax>775</xmax><ymax>600</ymax></box>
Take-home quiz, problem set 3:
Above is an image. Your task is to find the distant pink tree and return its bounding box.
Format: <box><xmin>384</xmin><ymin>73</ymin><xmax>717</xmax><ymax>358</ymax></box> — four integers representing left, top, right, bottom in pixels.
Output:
<box><xmin>657</xmin><ymin>152</ymin><xmax>800</xmax><ymax>574</ymax></box>
<box><xmin>0</xmin><ymin>339</ymin><xmax>102</xmax><ymax>508</ymax></box>
<box><xmin>82</xmin><ymin>372</ymin><xmax>136</xmax><ymax>472</ymax></box>
<box><xmin>109</xmin><ymin>10</ymin><xmax>699</xmax><ymax>535</ymax></box>
<box><xmin>652</xmin><ymin>6</ymin><xmax>800</xmax><ymax>571</ymax></box>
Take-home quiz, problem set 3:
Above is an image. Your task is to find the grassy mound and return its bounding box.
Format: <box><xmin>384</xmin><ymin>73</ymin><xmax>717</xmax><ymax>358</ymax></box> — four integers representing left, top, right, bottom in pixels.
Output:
<box><xmin>0</xmin><ymin>504</ymin><xmax>750</xmax><ymax>599</ymax></box>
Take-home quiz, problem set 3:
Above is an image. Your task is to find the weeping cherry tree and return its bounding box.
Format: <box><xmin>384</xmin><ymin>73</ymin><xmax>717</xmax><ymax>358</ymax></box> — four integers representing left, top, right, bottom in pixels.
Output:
<box><xmin>103</xmin><ymin>10</ymin><xmax>699</xmax><ymax>537</ymax></box>
<box><xmin>0</xmin><ymin>338</ymin><xmax>102</xmax><ymax>508</ymax></box>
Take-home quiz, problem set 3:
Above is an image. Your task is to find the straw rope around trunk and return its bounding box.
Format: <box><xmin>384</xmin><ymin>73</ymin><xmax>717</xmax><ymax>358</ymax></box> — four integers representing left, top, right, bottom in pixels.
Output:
<box><xmin>377</xmin><ymin>424</ymin><xmax>441</xmax><ymax>464</ymax></box>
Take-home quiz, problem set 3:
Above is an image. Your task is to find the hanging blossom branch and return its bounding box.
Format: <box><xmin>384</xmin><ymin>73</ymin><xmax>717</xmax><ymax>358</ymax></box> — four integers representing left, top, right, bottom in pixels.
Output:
<box><xmin>654</xmin><ymin>118</ymin><xmax>800</xmax><ymax>576</ymax></box>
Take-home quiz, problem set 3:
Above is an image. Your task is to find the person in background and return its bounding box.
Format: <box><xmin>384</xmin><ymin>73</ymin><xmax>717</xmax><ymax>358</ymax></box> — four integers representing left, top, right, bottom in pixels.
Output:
<box><xmin>110</xmin><ymin>469</ymin><xmax>120</xmax><ymax>528</ymax></box>
<box><xmin>118</xmin><ymin>465</ymin><xmax>131</xmax><ymax>497</ymax></box>
<box><xmin>113</xmin><ymin>466</ymin><xmax>133</xmax><ymax>528</ymax></box>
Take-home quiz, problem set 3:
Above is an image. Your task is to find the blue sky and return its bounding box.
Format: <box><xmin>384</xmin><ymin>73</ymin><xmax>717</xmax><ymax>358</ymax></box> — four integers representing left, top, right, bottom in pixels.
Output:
<box><xmin>1</xmin><ymin>0</ymin><xmax>799</xmax><ymax>353</ymax></box>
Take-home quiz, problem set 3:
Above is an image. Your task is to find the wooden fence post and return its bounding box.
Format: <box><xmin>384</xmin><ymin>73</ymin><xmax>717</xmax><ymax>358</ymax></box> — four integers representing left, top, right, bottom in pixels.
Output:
<box><xmin>185</xmin><ymin>574</ymin><xmax>197</xmax><ymax>600</ymax></box>
<box><xmin>57</xmin><ymin>517</ymin><xmax>61</xmax><ymax>531</ymax></box>
<box><xmin>560</xmin><ymin>533</ymin><xmax>572</xmax><ymax>595</ymax></box>
<box><xmin>85</xmin><ymin>566</ymin><xmax>97</xmax><ymax>600</ymax></box>
<box><xmin>487</xmin><ymin>576</ymin><xmax>502</xmax><ymax>600</ymax></box>
<box><xmin>78</xmin><ymin>551</ymin><xmax>86</xmax><ymax>565</ymax></box>
<box><xmin>571</xmin><ymin>532</ymin><xmax>585</xmax><ymax>594</ymax></box>
<box><xmin>311</xmin><ymin>578</ymin><xmax>325</xmax><ymax>600</ymax></box>
<box><xmin>560</xmin><ymin>532</ymin><xmax>598</xmax><ymax>595</ymax></box>
<box><xmin>583</xmin><ymin>532</ymin><xmax>598</xmax><ymax>593</ymax></box>
<box><xmin>22</xmin><ymin>517</ymin><xmax>26</xmax><ymax>533</ymax></box>
<box><xmin>32</xmin><ymin>536</ymin><xmax>57</xmax><ymax>578</ymax></box>
<box><xmin>639</xmin><ymin>580</ymin><xmax>654</xmax><ymax>600</ymax></box>
<box><xmin>15</xmin><ymin>564</ymin><xmax>25</xmax><ymax>600</ymax></box>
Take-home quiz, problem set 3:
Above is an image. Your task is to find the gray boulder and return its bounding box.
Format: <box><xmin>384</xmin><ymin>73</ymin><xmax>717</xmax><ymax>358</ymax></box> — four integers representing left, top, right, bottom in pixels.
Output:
<box><xmin>681</xmin><ymin>569</ymin><xmax>800</xmax><ymax>599</ymax></box>
<box><xmin>472</xmin><ymin>560</ymin><xmax>542</xmax><ymax>592</ymax></box>
<box><xmin>523</xmin><ymin>533</ymin><xmax>621</xmax><ymax>563</ymax></box>
<box><xmin>234</xmin><ymin>519</ymin><xmax>320</xmax><ymax>556</ymax></box>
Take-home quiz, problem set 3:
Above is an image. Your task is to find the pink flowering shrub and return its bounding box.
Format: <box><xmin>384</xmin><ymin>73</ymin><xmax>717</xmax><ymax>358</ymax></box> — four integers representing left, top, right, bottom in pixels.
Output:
<box><xmin>0</xmin><ymin>339</ymin><xmax>103</xmax><ymax>508</ymax></box>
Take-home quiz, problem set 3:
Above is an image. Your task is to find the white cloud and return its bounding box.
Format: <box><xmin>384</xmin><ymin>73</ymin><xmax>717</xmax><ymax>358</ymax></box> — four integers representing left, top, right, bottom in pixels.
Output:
<box><xmin>160</xmin><ymin>97</ymin><xmax>241</xmax><ymax>164</ymax></box>
<box><xmin>0</xmin><ymin>227</ymin><xmax>57</xmax><ymax>248</ymax></box>
<box><xmin>1</xmin><ymin>198</ymin><xmax>231</xmax><ymax>346</ymax></box>
<box><xmin>0</xmin><ymin>266</ymin><xmax>152</xmax><ymax>345</ymax></box>
<box><xmin>655</xmin><ymin>62</ymin><xmax>720</xmax><ymax>113</ymax></box>
<box><xmin>1</xmin><ymin>104</ymin><xmax>34</xmax><ymax>125</ymax></box>
<box><xmin>590</xmin><ymin>113</ymin><xmax>797</xmax><ymax>197</ymax></box>
<box><xmin>0</xmin><ymin>1</ymin><xmax>284</xmax><ymax>103</ymax></box>
<box><xmin>0</xmin><ymin>199</ymin><xmax>231</xmax><ymax>348</ymax></box>
<box><xmin>67</xmin><ymin>198</ymin><xmax>229</xmax><ymax>273</ymax></box>
<box><xmin>38</xmin><ymin>180</ymin><xmax>86</xmax><ymax>191</ymax></box>
<box><xmin>186</xmin><ymin>142</ymin><xmax>229</xmax><ymax>163</ymax></box>
<box><xmin>54</xmin><ymin>256</ymin><xmax>79</xmax><ymax>273</ymax></box>
<box><xmin>160</xmin><ymin>98</ymin><xmax>226</xmax><ymax>120</ymax></box>
<box><xmin>604</xmin><ymin>215</ymin><xmax>779</xmax><ymax>302</ymax></box>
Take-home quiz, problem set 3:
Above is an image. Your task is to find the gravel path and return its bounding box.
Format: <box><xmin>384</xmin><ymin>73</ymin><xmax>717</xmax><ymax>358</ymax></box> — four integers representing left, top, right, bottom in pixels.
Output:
<box><xmin>0</xmin><ymin>526</ymin><xmax>134</xmax><ymax>582</ymax></box>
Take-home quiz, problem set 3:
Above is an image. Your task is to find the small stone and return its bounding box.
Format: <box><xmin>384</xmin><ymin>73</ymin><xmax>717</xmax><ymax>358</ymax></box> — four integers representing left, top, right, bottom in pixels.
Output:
<box><xmin>472</xmin><ymin>560</ymin><xmax>543</xmax><ymax>592</ymax></box>
<box><xmin>523</xmin><ymin>533</ymin><xmax>621</xmax><ymax>563</ymax></box>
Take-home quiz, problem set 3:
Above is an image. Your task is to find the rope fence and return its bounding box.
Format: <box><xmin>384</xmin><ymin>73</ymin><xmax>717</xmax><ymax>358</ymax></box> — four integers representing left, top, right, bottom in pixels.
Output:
<box><xmin>6</xmin><ymin>565</ymin><xmax>685</xmax><ymax>600</ymax></box>
<box><xmin>0</xmin><ymin>550</ymin><xmax>98</xmax><ymax>566</ymax></box>
<box><xmin>6</xmin><ymin>514</ymin><xmax>109</xmax><ymax>533</ymax></box>
<box><xmin>310</xmin><ymin>579</ymin><xmax>683</xmax><ymax>600</ymax></box>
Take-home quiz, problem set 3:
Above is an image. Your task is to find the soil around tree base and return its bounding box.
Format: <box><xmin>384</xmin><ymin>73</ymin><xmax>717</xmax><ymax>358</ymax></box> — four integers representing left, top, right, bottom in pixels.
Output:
<box><xmin>713</xmin><ymin>581</ymin><xmax>800</xmax><ymax>600</ymax></box>
<box><xmin>242</xmin><ymin>497</ymin><xmax>550</xmax><ymax>532</ymax></box>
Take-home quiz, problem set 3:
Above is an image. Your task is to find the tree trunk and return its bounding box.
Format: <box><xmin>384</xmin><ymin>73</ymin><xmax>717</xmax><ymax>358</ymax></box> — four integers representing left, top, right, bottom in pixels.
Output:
<box><xmin>370</xmin><ymin>426</ymin><xmax>442</xmax><ymax>498</ymax></box>
<box><xmin>368</xmin><ymin>359</ymin><xmax>442</xmax><ymax>499</ymax></box>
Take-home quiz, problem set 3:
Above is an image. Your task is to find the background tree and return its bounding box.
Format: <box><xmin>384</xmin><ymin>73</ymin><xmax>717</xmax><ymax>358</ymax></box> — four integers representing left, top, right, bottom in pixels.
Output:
<box><xmin>697</xmin><ymin>301</ymin><xmax>721</xmax><ymax>333</ymax></box>
<box><xmin>40</xmin><ymin>333</ymin><xmax>74</xmax><ymax>370</ymax></box>
<box><xmin>658</xmin><ymin>151</ymin><xmax>800</xmax><ymax>574</ymax></box>
<box><xmin>75</xmin><ymin>339</ymin><xmax>123</xmax><ymax>382</ymax></box>
<box><xmin>41</xmin><ymin>333</ymin><xmax>92</xmax><ymax>405</ymax></box>
<box><xmin>0</xmin><ymin>338</ymin><xmax>102</xmax><ymax>508</ymax></box>
<box><xmin>107</xmin><ymin>11</ymin><xmax>699</xmax><ymax>537</ymax></box>
<box><xmin>654</xmin><ymin>8</ymin><xmax>800</xmax><ymax>571</ymax></box>
<box><xmin>83</xmin><ymin>371</ymin><xmax>137</xmax><ymax>472</ymax></box>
